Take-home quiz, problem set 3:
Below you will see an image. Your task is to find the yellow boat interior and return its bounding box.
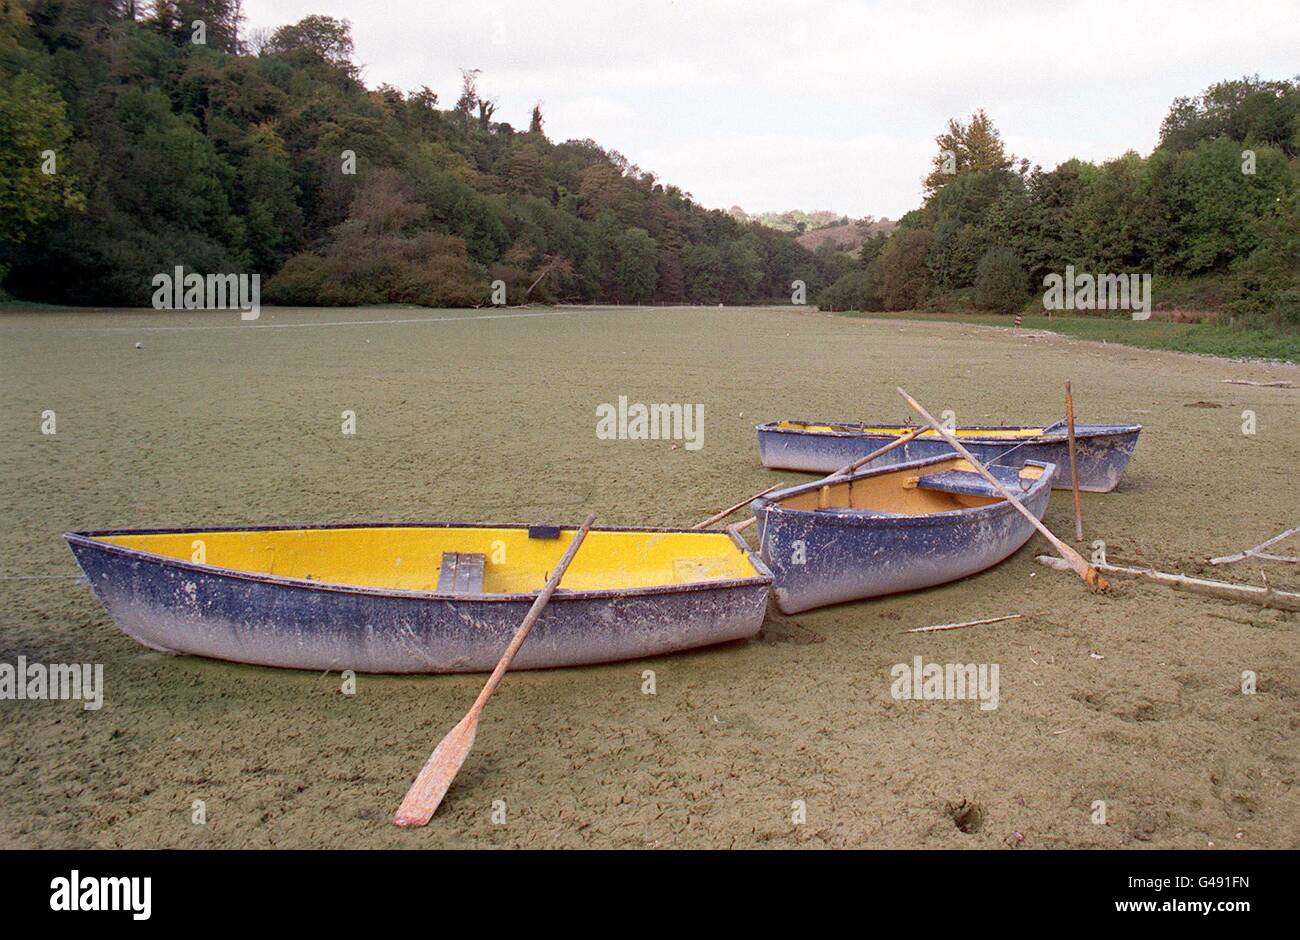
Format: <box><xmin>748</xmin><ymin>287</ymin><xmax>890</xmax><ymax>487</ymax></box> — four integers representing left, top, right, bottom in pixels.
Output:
<box><xmin>90</xmin><ymin>526</ymin><xmax>765</xmax><ymax>594</ymax></box>
<box><xmin>775</xmin><ymin>420</ymin><xmax>1046</xmax><ymax>439</ymax></box>
<box><xmin>771</xmin><ymin>457</ymin><xmax>1048</xmax><ymax>515</ymax></box>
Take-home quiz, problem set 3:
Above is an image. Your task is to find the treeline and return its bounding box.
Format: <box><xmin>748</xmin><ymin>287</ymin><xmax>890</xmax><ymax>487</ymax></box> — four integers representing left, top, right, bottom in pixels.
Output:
<box><xmin>819</xmin><ymin>81</ymin><xmax>1300</xmax><ymax>327</ymax></box>
<box><xmin>0</xmin><ymin>1</ymin><xmax>834</xmax><ymax>307</ymax></box>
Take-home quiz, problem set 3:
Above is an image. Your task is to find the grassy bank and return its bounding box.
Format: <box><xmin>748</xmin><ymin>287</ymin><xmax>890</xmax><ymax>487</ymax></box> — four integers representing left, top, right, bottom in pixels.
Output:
<box><xmin>834</xmin><ymin>310</ymin><xmax>1300</xmax><ymax>363</ymax></box>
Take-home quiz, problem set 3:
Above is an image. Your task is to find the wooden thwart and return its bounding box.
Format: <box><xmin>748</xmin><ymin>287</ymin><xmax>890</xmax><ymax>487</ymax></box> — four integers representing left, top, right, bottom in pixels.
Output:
<box><xmin>1035</xmin><ymin>555</ymin><xmax>1300</xmax><ymax>611</ymax></box>
<box><xmin>436</xmin><ymin>553</ymin><xmax>485</xmax><ymax>594</ymax></box>
<box><xmin>915</xmin><ymin>468</ymin><xmax>1015</xmax><ymax>498</ymax></box>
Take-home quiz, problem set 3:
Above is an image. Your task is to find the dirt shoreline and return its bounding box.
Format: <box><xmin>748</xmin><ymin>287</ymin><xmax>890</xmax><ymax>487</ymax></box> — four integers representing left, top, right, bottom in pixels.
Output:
<box><xmin>1</xmin><ymin>305</ymin><xmax>1295</xmax><ymax>848</ymax></box>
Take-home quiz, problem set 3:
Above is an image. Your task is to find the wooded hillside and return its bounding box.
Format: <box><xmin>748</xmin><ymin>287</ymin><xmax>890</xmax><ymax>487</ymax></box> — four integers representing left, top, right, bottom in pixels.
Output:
<box><xmin>0</xmin><ymin>1</ymin><xmax>837</xmax><ymax>307</ymax></box>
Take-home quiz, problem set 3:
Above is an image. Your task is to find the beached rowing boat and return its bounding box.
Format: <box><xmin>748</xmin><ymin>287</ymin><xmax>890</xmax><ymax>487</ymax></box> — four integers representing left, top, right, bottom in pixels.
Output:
<box><xmin>756</xmin><ymin>420</ymin><xmax>1139</xmax><ymax>492</ymax></box>
<box><xmin>65</xmin><ymin>523</ymin><xmax>773</xmax><ymax>673</ymax></box>
<box><xmin>751</xmin><ymin>455</ymin><xmax>1056</xmax><ymax>613</ymax></box>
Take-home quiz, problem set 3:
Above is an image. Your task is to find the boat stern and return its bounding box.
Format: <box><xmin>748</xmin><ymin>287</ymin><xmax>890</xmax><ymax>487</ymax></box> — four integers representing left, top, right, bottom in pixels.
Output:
<box><xmin>752</xmin><ymin>457</ymin><xmax>1056</xmax><ymax>614</ymax></box>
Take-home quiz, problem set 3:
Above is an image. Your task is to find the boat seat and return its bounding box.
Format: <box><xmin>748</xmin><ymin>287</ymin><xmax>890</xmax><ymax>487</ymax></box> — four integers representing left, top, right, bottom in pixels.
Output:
<box><xmin>915</xmin><ymin>466</ymin><xmax>1023</xmax><ymax>498</ymax></box>
<box><xmin>436</xmin><ymin>552</ymin><xmax>486</xmax><ymax>594</ymax></box>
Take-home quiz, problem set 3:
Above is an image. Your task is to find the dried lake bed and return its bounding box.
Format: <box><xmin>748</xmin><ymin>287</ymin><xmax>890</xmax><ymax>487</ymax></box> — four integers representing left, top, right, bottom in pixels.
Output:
<box><xmin>1</xmin><ymin>304</ymin><xmax>1296</xmax><ymax>848</ymax></box>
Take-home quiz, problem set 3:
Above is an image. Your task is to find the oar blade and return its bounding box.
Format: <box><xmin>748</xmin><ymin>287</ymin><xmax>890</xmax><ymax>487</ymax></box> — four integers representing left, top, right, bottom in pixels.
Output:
<box><xmin>392</xmin><ymin>713</ymin><xmax>479</xmax><ymax>827</ymax></box>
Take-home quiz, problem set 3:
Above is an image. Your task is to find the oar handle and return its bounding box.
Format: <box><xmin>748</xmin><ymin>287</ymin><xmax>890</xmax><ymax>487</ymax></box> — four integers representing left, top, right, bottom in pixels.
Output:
<box><xmin>471</xmin><ymin>513</ymin><xmax>597</xmax><ymax>712</ymax></box>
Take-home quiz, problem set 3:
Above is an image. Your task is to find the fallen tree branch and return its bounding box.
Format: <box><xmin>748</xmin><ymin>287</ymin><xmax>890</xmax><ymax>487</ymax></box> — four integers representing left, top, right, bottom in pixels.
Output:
<box><xmin>903</xmin><ymin>614</ymin><xmax>1022</xmax><ymax>634</ymax></box>
<box><xmin>1209</xmin><ymin>526</ymin><xmax>1299</xmax><ymax>566</ymax></box>
<box><xmin>1035</xmin><ymin>556</ymin><xmax>1300</xmax><ymax>611</ymax></box>
<box><xmin>1221</xmin><ymin>379</ymin><xmax>1294</xmax><ymax>388</ymax></box>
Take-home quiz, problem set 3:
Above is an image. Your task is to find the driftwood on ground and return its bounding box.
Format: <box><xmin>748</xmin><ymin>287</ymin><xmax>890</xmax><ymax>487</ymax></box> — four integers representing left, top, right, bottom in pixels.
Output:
<box><xmin>1209</xmin><ymin>526</ymin><xmax>1299</xmax><ymax>566</ymax></box>
<box><xmin>1035</xmin><ymin>555</ymin><xmax>1300</xmax><ymax>611</ymax></box>
<box><xmin>903</xmin><ymin>614</ymin><xmax>1023</xmax><ymax>634</ymax></box>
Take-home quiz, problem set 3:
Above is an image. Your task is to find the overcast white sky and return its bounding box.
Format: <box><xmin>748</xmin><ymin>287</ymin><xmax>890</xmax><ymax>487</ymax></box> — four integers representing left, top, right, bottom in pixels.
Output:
<box><xmin>243</xmin><ymin>0</ymin><xmax>1299</xmax><ymax>219</ymax></box>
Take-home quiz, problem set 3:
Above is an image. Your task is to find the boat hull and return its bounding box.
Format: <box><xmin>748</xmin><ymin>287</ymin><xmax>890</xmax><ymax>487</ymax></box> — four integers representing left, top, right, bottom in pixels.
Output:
<box><xmin>756</xmin><ymin>421</ymin><xmax>1139</xmax><ymax>492</ymax></box>
<box><xmin>65</xmin><ymin>524</ymin><xmax>773</xmax><ymax>674</ymax></box>
<box><xmin>752</xmin><ymin>456</ymin><xmax>1055</xmax><ymax>614</ymax></box>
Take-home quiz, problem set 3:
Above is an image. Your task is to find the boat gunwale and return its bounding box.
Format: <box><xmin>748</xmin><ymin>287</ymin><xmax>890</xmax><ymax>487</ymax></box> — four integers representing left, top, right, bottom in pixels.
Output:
<box><xmin>751</xmin><ymin>455</ymin><xmax>1056</xmax><ymax>528</ymax></box>
<box><xmin>755</xmin><ymin>419</ymin><xmax>1142</xmax><ymax>441</ymax></box>
<box><xmin>63</xmin><ymin>521</ymin><xmax>774</xmax><ymax>603</ymax></box>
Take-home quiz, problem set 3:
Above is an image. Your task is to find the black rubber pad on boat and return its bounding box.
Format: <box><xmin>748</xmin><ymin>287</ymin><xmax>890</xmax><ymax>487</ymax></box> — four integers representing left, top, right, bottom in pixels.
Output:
<box><xmin>528</xmin><ymin>525</ymin><xmax>562</xmax><ymax>540</ymax></box>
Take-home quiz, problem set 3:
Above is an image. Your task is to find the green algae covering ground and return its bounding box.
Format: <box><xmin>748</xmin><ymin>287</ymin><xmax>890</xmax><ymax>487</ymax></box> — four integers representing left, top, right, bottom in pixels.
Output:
<box><xmin>1</xmin><ymin>305</ymin><xmax>1296</xmax><ymax>848</ymax></box>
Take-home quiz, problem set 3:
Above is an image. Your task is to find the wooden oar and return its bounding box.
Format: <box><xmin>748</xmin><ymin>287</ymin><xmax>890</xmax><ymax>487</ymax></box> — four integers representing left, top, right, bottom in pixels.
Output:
<box><xmin>820</xmin><ymin>423</ymin><xmax>930</xmax><ymax>482</ymax></box>
<box><xmin>694</xmin><ymin>484</ymin><xmax>784</xmax><ymax>529</ymax></box>
<box><xmin>393</xmin><ymin>513</ymin><xmax>597</xmax><ymax>827</ymax></box>
<box><xmin>896</xmin><ymin>388</ymin><xmax>1107</xmax><ymax>589</ymax></box>
<box><xmin>696</xmin><ymin>426</ymin><xmax>927</xmax><ymax>530</ymax></box>
<box><xmin>1065</xmin><ymin>381</ymin><xmax>1084</xmax><ymax>541</ymax></box>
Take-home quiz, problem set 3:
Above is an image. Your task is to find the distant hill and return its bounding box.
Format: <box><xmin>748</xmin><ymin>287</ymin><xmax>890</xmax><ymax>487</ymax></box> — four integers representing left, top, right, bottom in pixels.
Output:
<box><xmin>796</xmin><ymin>218</ymin><xmax>897</xmax><ymax>254</ymax></box>
<box><xmin>726</xmin><ymin>207</ymin><xmax>897</xmax><ymax>255</ymax></box>
<box><xmin>728</xmin><ymin>208</ymin><xmax>848</xmax><ymax>233</ymax></box>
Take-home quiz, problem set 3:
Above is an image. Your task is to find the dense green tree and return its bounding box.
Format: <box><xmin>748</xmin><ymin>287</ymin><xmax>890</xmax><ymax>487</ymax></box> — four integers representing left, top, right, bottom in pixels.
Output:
<box><xmin>1148</xmin><ymin>139</ymin><xmax>1292</xmax><ymax>274</ymax></box>
<box><xmin>877</xmin><ymin>226</ymin><xmax>933</xmax><ymax>310</ymax></box>
<box><xmin>1227</xmin><ymin>186</ymin><xmax>1300</xmax><ymax>325</ymax></box>
<box><xmin>850</xmin><ymin>88</ymin><xmax>1300</xmax><ymax>327</ymax></box>
<box><xmin>264</xmin><ymin>13</ymin><xmax>353</xmax><ymax>65</ymax></box>
<box><xmin>683</xmin><ymin>243</ymin><xmax>723</xmax><ymax>303</ymax></box>
<box><xmin>973</xmin><ymin>247</ymin><xmax>1027</xmax><ymax>312</ymax></box>
<box><xmin>0</xmin><ymin>70</ymin><xmax>82</xmax><ymax>248</ymax></box>
<box><xmin>615</xmin><ymin>227</ymin><xmax>658</xmax><ymax>302</ymax></box>
<box><xmin>926</xmin><ymin>168</ymin><xmax>1023</xmax><ymax>291</ymax></box>
<box><xmin>923</xmin><ymin>108</ymin><xmax>1023</xmax><ymax>198</ymax></box>
<box><xmin>818</xmin><ymin>268</ymin><xmax>882</xmax><ymax>312</ymax></box>
<box><xmin>1160</xmin><ymin>76</ymin><xmax>1300</xmax><ymax>157</ymax></box>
